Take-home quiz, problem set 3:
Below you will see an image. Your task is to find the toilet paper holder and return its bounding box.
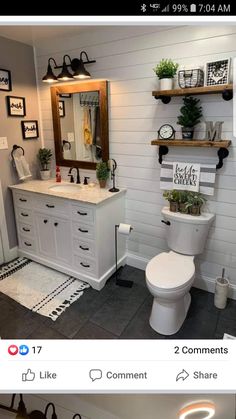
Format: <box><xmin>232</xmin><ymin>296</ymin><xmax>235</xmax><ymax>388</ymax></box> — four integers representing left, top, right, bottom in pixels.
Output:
<box><xmin>115</xmin><ymin>224</ymin><xmax>133</xmax><ymax>288</ymax></box>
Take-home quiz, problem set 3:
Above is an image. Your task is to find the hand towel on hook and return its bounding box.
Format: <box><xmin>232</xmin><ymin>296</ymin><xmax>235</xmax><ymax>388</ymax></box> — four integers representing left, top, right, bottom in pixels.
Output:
<box><xmin>160</xmin><ymin>162</ymin><xmax>216</xmax><ymax>195</ymax></box>
<box><xmin>13</xmin><ymin>155</ymin><xmax>32</xmax><ymax>181</ymax></box>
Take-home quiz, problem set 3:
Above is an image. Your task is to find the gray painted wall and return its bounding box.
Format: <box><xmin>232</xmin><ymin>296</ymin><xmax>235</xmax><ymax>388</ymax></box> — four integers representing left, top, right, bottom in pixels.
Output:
<box><xmin>0</xmin><ymin>36</ymin><xmax>41</xmax><ymax>249</ymax></box>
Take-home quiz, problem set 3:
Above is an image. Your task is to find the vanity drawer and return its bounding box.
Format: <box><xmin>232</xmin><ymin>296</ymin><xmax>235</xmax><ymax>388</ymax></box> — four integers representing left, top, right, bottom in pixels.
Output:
<box><xmin>19</xmin><ymin>235</ymin><xmax>36</xmax><ymax>253</ymax></box>
<box><xmin>15</xmin><ymin>207</ymin><xmax>33</xmax><ymax>224</ymax></box>
<box><xmin>14</xmin><ymin>192</ymin><xmax>32</xmax><ymax>208</ymax></box>
<box><xmin>73</xmin><ymin>222</ymin><xmax>95</xmax><ymax>240</ymax></box>
<box><xmin>71</xmin><ymin>204</ymin><xmax>94</xmax><ymax>224</ymax></box>
<box><xmin>74</xmin><ymin>255</ymin><xmax>96</xmax><ymax>276</ymax></box>
<box><xmin>73</xmin><ymin>238</ymin><xmax>95</xmax><ymax>258</ymax></box>
<box><xmin>18</xmin><ymin>222</ymin><xmax>34</xmax><ymax>237</ymax></box>
<box><xmin>35</xmin><ymin>196</ymin><xmax>69</xmax><ymax>215</ymax></box>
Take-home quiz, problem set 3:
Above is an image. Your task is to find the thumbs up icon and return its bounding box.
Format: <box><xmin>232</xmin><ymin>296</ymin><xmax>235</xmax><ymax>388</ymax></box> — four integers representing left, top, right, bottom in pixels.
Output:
<box><xmin>22</xmin><ymin>369</ymin><xmax>35</xmax><ymax>382</ymax></box>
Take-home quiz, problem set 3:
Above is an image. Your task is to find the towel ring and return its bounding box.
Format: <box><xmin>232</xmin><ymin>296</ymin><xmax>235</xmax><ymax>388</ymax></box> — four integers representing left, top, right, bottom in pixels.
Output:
<box><xmin>11</xmin><ymin>144</ymin><xmax>25</xmax><ymax>159</ymax></box>
<box><xmin>62</xmin><ymin>140</ymin><xmax>71</xmax><ymax>150</ymax></box>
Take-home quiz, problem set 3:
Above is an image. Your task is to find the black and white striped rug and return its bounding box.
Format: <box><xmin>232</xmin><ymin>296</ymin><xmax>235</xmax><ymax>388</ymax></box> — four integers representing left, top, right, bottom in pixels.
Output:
<box><xmin>0</xmin><ymin>258</ymin><xmax>90</xmax><ymax>321</ymax></box>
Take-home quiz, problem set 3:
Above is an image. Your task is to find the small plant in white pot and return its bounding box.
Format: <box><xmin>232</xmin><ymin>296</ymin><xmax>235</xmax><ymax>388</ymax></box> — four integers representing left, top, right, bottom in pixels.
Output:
<box><xmin>37</xmin><ymin>148</ymin><xmax>52</xmax><ymax>180</ymax></box>
<box><xmin>153</xmin><ymin>58</ymin><xmax>179</xmax><ymax>91</ymax></box>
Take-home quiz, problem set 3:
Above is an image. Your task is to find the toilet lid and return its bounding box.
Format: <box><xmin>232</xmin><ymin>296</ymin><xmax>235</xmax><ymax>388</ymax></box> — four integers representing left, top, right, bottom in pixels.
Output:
<box><xmin>146</xmin><ymin>251</ymin><xmax>195</xmax><ymax>290</ymax></box>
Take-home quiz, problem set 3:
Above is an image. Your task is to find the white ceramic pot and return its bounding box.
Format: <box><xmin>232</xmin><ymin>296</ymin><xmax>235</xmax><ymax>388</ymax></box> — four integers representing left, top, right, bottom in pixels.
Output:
<box><xmin>40</xmin><ymin>170</ymin><xmax>51</xmax><ymax>180</ymax></box>
<box><xmin>159</xmin><ymin>78</ymin><xmax>173</xmax><ymax>91</ymax></box>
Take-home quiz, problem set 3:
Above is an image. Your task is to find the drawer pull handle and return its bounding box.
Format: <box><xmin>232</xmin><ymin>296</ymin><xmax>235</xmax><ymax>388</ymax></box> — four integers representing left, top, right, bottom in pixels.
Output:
<box><xmin>24</xmin><ymin>242</ymin><xmax>32</xmax><ymax>247</ymax></box>
<box><xmin>54</xmin><ymin>222</ymin><xmax>58</xmax><ymax>227</ymax></box>
<box><xmin>19</xmin><ymin>198</ymin><xmax>27</xmax><ymax>202</ymax></box>
<box><xmin>78</xmin><ymin>228</ymin><xmax>88</xmax><ymax>233</ymax></box>
<box><xmin>79</xmin><ymin>245</ymin><xmax>89</xmax><ymax>251</ymax></box>
<box><xmin>80</xmin><ymin>262</ymin><xmax>90</xmax><ymax>268</ymax></box>
<box><xmin>77</xmin><ymin>211</ymin><xmax>88</xmax><ymax>216</ymax></box>
<box><xmin>21</xmin><ymin>213</ymin><xmax>28</xmax><ymax>217</ymax></box>
<box><xmin>23</xmin><ymin>227</ymin><xmax>30</xmax><ymax>232</ymax></box>
<box><xmin>46</xmin><ymin>204</ymin><xmax>55</xmax><ymax>208</ymax></box>
<box><xmin>44</xmin><ymin>219</ymin><xmax>48</xmax><ymax>224</ymax></box>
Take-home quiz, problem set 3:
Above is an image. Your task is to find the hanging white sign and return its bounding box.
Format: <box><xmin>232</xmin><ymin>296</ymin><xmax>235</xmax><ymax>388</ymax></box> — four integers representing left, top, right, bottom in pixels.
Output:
<box><xmin>172</xmin><ymin>162</ymin><xmax>200</xmax><ymax>191</ymax></box>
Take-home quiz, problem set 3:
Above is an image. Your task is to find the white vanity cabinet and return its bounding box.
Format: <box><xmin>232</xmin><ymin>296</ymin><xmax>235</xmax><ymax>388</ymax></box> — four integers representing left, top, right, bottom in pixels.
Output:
<box><xmin>11</xmin><ymin>184</ymin><xmax>126</xmax><ymax>290</ymax></box>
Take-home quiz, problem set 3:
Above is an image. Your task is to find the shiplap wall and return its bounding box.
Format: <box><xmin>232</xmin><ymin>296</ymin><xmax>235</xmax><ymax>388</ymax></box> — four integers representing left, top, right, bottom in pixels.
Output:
<box><xmin>35</xmin><ymin>25</ymin><xmax>236</xmax><ymax>297</ymax></box>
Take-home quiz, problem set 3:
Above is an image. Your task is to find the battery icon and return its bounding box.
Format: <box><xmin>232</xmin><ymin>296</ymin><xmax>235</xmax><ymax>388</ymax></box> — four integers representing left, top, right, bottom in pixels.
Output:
<box><xmin>190</xmin><ymin>3</ymin><xmax>196</xmax><ymax>12</ymax></box>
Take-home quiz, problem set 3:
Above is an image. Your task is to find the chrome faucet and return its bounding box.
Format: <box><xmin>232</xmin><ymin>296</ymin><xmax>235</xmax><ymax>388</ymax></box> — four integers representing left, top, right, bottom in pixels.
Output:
<box><xmin>68</xmin><ymin>167</ymin><xmax>80</xmax><ymax>184</ymax></box>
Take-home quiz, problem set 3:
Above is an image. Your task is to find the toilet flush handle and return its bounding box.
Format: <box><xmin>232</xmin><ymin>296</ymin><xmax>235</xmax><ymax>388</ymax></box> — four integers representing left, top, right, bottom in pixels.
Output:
<box><xmin>161</xmin><ymin>220</ymin><xmax>171</xmax><ymax>226</ymax></box>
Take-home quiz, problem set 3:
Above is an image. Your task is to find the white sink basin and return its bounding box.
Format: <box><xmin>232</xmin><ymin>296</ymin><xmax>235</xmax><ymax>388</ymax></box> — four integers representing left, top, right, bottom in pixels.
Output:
<box><xmin>49</xmin><ymin>183</ymin><xmax>83</xmax><ymax>193</ymax></box>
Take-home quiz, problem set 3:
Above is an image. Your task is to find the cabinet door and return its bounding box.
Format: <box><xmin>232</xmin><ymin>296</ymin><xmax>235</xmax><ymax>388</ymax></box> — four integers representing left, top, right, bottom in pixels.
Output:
<box><xmin>35</xmin><ymin>213</ymin><xmax>55</xmax><ymax>258</ymax></box>
<box><xmin>53</xmin><ymin>217</ymin><xmax>72</xmax><ymax>265</ymax></box>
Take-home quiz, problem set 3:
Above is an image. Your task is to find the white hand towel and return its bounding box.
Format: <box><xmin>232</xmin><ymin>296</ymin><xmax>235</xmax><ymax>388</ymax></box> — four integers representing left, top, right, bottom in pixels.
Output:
<box><xmin>160</xmin><ymin>162</ymin><xmax>216</xmax><ymax>195</ymax></box>
<box><xmin>13</xmin><ymin>156</ymin><xmax>32</xmax><ymax>181</ymax></box>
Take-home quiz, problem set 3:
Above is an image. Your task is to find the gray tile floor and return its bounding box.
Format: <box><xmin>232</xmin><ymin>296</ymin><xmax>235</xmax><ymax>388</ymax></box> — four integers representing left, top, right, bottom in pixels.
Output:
<box><xmin>0</xmin><ymin>265</ymin><xmax>235</xmax><ymax>339</ymax></box>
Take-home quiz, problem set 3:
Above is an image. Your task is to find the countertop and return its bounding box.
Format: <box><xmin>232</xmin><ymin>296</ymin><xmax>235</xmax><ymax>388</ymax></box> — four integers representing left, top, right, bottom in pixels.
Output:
<box><xmin>10</xmin><ymin>180</ymin><xmax>126</xmax><ymax>205</ymax></box>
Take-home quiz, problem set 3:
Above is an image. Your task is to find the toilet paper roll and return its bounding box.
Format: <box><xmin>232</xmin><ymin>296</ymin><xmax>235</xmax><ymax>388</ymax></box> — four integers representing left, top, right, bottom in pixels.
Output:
<box><xmin>118</xmin><ymin>223</ymin><xmax>133</xmax><ymax>235</ymax></box>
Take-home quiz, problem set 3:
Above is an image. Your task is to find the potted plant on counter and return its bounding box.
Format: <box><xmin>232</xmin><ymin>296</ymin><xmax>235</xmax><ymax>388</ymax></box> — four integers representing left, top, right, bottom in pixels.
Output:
<box><xmin>185</xmin><ymin>192</ymin><xmax>206</xmax><ymax>216</ymax></box>
<box><xmin>153</xmin><ymin>58</ymin><xmax>179</xmax><ymax>91</ymax></box>
<box><xmin>177</xmin><ymin>96</ymin><xmax>203</xmax><ymax>140</ymax></box>
<box><xmin>96</xmin><ymin>161</ymin><xmax>110</xmax><ymax>188</ymax></box>
<box><xmin>163</xmin><ymin>190</ymin><xmax>179</xmax><ymax>212</ymax></box>
<box><xmin>37</xmin><ymin>148</ymin><xmax>53</xmax><ymax>180</ymax></box>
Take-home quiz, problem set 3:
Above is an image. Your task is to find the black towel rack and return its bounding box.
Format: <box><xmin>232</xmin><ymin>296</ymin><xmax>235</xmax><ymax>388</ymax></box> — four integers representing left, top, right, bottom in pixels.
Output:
<box><xmin>11</xmin><ymin>144</ymin><xmax>25</xmax><ymax>158</ymax></box>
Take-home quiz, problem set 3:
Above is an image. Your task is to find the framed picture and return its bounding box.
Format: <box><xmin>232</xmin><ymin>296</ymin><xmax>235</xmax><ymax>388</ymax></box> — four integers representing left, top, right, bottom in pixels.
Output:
<box><xmin>59</xmin><ymin>100</ymin><xmax>65</xmax><ymax>117</ymax></box>
<box><xmin>59</xmin><ymin>93</ymin><xmax>71</xmax><ymax>98</ymax></box>
<box><xmin>205</xmin><ymin>58</ymin><xmax>231</xmax><ymax>86</ymax></box>
<box><xmin>7</xmin><ymin>96</ymin><xmax>26</xmax><ymax>117</ymax></box>
<box><xmin>0</xmin><ymin>68</ymin><xmax>12</xmax><ymax>91</ymax></box>
<box><xmin>21</xmin><ymin>120</ymin><xmax>39</xmax><ymax>139</ymax></box>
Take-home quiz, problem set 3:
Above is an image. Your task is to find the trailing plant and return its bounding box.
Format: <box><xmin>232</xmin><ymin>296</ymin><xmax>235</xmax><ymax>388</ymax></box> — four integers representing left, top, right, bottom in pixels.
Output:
<box><xmin>96</xmin><ymin>161</ymin><xmax>110</xmax><ymax>181</ymax></box>
<box><xmin>37</xmin><ymin>148</ymin><xmax>52</xmax><ymax>171</ymax></box>
<box><xmin>153</xmin><ymin>59</ymin><xmax>179</xmax><ymax>79</ymax></box>
<box><xmin>177</xmin><ymin>96</ymin><xmax>203</xmax><ymax>128</ymax></box>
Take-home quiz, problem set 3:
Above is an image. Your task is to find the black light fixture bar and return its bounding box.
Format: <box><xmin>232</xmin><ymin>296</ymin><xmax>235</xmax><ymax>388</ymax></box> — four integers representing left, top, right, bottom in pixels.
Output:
<box><xmin>53</xmin><ymin>52</ymin><xmax>96</xmax><ymax>69</ymax></box>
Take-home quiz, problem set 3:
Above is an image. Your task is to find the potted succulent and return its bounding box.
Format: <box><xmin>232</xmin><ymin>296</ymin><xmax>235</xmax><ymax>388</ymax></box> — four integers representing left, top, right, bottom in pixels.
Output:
<box><xmin>163</xmin><ymin>190</ymin><xmax>179</xmax><ymax>212</ymax></box>
<box><xmin>185</xmin><ymin>192</ymin><xmax>206</xmax><ymax>216</ymax></box>
<box><xmin>37</xmin><ymin>148</ymin><xmax>53</xmax><ymax>180</ymax></box>
<box><xmin>96</xmin><ymin>161</ymin><xmax>110</xmax><ymax>188</ymax></box>
<box><xmin>177</xmin><ymin>96</ymin><xmax>203</xmax><ymax>140</ymax></box>
<box><xmin>178</xmin><ymin>190</ymin><xmax>189</xmax><ymax>213</ymax></box>
<box><xmin>153</xmin><ymin>58</ymin><xmax>179</xmax><ymax>91</ymax></box>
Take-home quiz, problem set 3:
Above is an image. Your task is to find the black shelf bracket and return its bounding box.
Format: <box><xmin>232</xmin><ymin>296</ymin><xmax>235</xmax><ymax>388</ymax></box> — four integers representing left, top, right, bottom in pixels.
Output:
<box><xmin>154</xmin><ymin>95</ymin><xmax>171</xmax><ymax>104</ymax></box>
<box><xmin>222</xmin><ymin>89</ymin><xmax>233</xmax><ymax>101</ymax></box>
<box><xmin>216</xmin><ymin>147</ymin><xmax>229</xmax><ymax>169</ymax></box>
<box><xmin>158</xmin><ymin>145</ymin><xmax>169</xmax><ymax>164</ymax></box>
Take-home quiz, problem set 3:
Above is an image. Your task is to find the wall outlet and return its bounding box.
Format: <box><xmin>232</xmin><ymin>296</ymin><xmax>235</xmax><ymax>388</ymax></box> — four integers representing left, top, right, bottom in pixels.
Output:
<box><xmin>67</xmin><ymin>132</ymin><xmax>75</xmax><ymax>142</ymax></box>
<box><xmin>0</xmin><ymin>137</ymin><xmax>8</xmax><ymax>150</ymax></box>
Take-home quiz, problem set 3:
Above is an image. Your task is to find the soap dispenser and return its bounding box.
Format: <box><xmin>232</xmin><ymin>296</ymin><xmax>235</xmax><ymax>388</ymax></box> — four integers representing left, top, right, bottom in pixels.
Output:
<box><xmin>56</xmin><ymin>166</ymin><xmax>61</xmax><ymax>182</ymax></box>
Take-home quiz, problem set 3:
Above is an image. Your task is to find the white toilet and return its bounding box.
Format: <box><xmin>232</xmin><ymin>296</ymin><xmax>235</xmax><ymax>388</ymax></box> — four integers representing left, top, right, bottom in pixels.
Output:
<box><xmin>146</xmin><ymin>206</ymin><xmax>215</xmax><ymax>335</ymax></box>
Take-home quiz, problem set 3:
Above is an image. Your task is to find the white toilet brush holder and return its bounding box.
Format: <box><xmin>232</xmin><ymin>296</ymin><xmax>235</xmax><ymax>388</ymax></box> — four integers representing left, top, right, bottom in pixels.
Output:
<box><xmin>214</xmin><ymin>268</ymin><xmax>229</xmax><ymax>309</ymax></box>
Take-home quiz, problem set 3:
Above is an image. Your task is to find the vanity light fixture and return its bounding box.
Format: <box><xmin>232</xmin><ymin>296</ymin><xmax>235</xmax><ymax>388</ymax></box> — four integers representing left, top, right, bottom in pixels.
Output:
<box><xmin>0</xmin><ymin>396</ymin><xmax>83</xmax><ymax>419</ymax></box>
<box><xmin>42</xmin><ymin>51</ymin><xmax>96</xmax><ymax>83</ymax></box>
<box><xmin>179</xmin><ymin>401</ymin><xmax>215</xmax><ymax>419</ymax></box>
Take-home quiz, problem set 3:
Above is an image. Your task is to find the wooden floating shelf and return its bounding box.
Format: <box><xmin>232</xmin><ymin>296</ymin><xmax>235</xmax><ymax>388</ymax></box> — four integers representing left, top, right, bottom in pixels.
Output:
<box><xmin>151</xmin><ymin>140</ymin><xmax>231</xmax><ymax>147</ymax></box>
<box><xmin>152</xmin><ymin>84</ymin><xmax>233</xmax><ymax>98</ymax></box>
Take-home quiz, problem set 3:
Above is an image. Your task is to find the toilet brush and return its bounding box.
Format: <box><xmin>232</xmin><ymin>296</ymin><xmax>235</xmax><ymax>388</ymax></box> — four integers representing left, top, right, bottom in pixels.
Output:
<box><xmin>115</xmin><ymin>224</ymin><xmax>133</xmax><ymax>288</ymax></box>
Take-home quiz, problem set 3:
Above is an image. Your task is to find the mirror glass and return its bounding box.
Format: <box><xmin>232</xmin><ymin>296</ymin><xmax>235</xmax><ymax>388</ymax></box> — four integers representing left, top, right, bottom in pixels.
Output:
<box><xmin>51</xmin><ymin>80</ymin><xmax>109</xmax><ymax>170</ymax></box>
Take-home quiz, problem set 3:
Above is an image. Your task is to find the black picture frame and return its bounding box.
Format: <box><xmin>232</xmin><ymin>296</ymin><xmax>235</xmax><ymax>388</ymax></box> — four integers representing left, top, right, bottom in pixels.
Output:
<box><xmin>59</xmin><ymin>100</ymin><xmax>65</xmax><ymax>117</ymax></box>
<box><xmin>7</xmin><ymin>96</ymin><xmax>26</xmax><ymax>117</ymax></box>
<box><xmin>21</xmin><ymin>120</ymin><xmax>39</xmax><ymax>139</ymax></box>
<box><xmin>0</xmin><ymin>68</ymin><xmax>12</xmax><ymax>91</ymax></box>
<box><xmin>205</xmin><ymin>58</ymin><xmax>231</xmax><ymax>86</ymax></box>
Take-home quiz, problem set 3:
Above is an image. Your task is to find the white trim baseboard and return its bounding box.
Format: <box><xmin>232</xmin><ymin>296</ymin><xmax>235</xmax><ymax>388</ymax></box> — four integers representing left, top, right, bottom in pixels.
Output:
<box><xmin>126</xmin><ymin>251</ymin><xmax>236</xmax><ymax>301</ymax></box>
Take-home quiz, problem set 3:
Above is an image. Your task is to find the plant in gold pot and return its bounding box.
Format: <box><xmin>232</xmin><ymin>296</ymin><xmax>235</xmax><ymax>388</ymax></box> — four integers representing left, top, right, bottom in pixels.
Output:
<box><xmin>96</xmin><ymin>161</ymin><xmax>110</xmax><ymax>188</ymax></box>
<box><xmin>163</xmin><ymin>190</ymin><xmax>179</xmax><ymax>212</ymax></box>
<box><xmin>185</xmin><ymin>192</ymin><xmax>206</xmax><ymax>216</ymax></box>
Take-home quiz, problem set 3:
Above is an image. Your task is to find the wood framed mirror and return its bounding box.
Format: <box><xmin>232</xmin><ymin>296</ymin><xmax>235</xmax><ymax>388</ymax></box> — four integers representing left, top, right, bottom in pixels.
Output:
<box><xmin>51</xmin><ymin>80</ymin><xmax>109</xmax><ymax>170</ymax></box>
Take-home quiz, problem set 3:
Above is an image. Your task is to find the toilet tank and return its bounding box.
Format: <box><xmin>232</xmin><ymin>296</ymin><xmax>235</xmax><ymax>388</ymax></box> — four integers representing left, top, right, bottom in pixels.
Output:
<box><xmin>161</xmin><ymin>207</ymin><xmax>215</xmax><ymax>255</ymax></box>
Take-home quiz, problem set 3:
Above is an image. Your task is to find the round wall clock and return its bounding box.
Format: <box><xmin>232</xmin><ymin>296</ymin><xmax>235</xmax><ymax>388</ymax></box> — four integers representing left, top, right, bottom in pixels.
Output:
<box><xmin>158</xmin><ymin>124</ymin><xmax>175</xmax><ymax>140</ymax></box>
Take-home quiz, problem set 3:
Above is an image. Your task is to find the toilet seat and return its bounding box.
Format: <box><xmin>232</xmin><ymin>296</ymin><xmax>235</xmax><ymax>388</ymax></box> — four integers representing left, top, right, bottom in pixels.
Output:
<box><xmin>146</xmin><ymin>251</ymin><xmax>195</xmax><ymax>291</ymax></box>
